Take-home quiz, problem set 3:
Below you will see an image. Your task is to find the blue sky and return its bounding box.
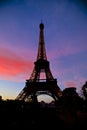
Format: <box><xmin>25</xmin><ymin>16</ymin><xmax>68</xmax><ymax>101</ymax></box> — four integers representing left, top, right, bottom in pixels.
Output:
<box><xmin>0</xmin><ymin>0</ymin><xmax>87</xmax><ymax>101</ymax></box>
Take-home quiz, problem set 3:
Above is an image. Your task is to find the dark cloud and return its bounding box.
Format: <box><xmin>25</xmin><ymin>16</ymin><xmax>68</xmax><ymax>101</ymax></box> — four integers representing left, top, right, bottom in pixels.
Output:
<box><xmin>72</xmin><ymin>0</ymin><xmax>87</xmax><ymax>13</ymax></box>
<box><xmin>57</xmin><ymin>0</ymin><xmax>87</xmax><ymax>9</ymax></box>
<box><xmin>67</xmin><ymin>0</ymin><xmax>87</xmax><ymax>9</ymax></box>
<box><xmin>74</xmin><ymin>0</ymin><xmax>87</xmax><ymax>7</ymax></box>
<box><xmin>60</xmin><ymin>0</ymin><xmax>87</xmax><ymax>13</ymax></box>
<box><xmin>0</xmin><ymin>0</ymin><xmax>27</xmax><ymax>6</ymax></box>
<box><xmin>0</xmin><ymin>0</ymin><xmax>14</xmax><ymax>7</ymax></box>
<box><xmin>0</xmin><ymin>0</ymin><xmax>13</xmax><ymax>4</ymax></box>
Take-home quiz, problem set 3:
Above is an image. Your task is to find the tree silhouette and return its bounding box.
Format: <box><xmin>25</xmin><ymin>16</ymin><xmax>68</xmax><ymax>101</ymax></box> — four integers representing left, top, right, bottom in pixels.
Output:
<box><xmin>82</xmin><ymin>81</ymin><xmax>87</xmax><ymax>100</ymax></box>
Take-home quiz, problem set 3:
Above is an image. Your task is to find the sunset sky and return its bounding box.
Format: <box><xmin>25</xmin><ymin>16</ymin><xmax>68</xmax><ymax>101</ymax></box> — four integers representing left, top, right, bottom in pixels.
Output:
<box><xmin>0</xmin><ymin>0</ymin><xmax>87</xmax><ymax>101</ymax></box>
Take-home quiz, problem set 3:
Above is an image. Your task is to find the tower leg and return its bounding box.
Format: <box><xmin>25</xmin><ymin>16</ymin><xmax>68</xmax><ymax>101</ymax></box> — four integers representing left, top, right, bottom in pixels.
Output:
<box><xmin>32</xmin><ymin>94</ymin><xmax>38</xmax><ymax>103</ymax></box>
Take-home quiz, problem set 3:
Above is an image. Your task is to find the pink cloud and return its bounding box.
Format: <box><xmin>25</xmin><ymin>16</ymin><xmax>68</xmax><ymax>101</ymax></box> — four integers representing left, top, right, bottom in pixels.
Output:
<box><xmin>48</xmin><ymin>43</ymin><xmax>87</xmax><ymax>60</ymax></box>
<box><xmin>65</xmin><ymin>81</ymin><xmax>77</xmax><ymax>88</ymax></box>
<box><xmin>0</xmin><ymin>47</ymin><xmax>34</xmax><ymax>81</ymax></box>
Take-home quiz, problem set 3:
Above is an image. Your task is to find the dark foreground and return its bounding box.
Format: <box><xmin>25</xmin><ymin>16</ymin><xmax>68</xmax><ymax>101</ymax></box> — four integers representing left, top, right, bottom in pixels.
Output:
<box><xmin>0</xmin><ymin>100</ymin><xmax>87</xmax><ymax>130</ymax></box>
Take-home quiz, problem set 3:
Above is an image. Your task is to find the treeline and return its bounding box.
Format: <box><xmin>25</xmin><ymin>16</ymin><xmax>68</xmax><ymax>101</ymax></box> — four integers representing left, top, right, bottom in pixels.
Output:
<box><xmin>0</xmin><ymin>81</ymin><xmax>87</xmax><ymax>129</ymax></box>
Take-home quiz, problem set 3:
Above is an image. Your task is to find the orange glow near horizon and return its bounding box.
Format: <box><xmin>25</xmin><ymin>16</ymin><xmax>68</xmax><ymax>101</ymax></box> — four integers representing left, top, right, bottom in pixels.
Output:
<box><xmin>2</xmin><ymin>95</ymin><xmax>15</xmax><ymax>100</ymax></box>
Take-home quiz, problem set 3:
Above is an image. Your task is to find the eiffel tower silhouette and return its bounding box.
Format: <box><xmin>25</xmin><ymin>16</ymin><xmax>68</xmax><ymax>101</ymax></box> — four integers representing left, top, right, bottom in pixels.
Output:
<box><xmin>16</xmin><ymin>22</ymin><xmax>62</xmax><ymax>102</ymax></box>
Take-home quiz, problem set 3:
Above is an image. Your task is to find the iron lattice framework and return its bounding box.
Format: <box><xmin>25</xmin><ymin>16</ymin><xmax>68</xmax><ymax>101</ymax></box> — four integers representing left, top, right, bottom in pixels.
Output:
<box><xmin>16</xmin><ymin>23</ymin><xmax>62</xmax><ymax>102</ymax></box>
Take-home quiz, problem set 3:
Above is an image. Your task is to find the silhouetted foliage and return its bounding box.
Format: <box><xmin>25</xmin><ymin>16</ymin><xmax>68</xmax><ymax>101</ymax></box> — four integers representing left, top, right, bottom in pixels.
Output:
<box><xmin>82</xmin><ymin>81</ymin><xmax>87</xmax><ymax>100</ymax></box>
<box><xmin>0</xmin><ymin>95</ymin><xmax>2</xmax><ymax>100</ymax></box>
<box><xmin>0</xmin><ymin>92</ymin><xmax>87</xmax><ymax>130</ymax></box>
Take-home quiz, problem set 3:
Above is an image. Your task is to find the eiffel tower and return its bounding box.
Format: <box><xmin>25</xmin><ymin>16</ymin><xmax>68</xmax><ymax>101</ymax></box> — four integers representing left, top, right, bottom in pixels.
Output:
<box><xmin>16</xmin><ymin>22</ymin><xmax>62</xmax><ymax>102</ymax></box>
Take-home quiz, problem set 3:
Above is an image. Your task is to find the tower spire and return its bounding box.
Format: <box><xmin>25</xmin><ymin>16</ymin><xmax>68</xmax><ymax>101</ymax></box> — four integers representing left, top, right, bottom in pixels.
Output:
<box><xmin>37</xmin><ymin>22</ymin><xmax>47</xmax><ymax>60</ymax></box>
